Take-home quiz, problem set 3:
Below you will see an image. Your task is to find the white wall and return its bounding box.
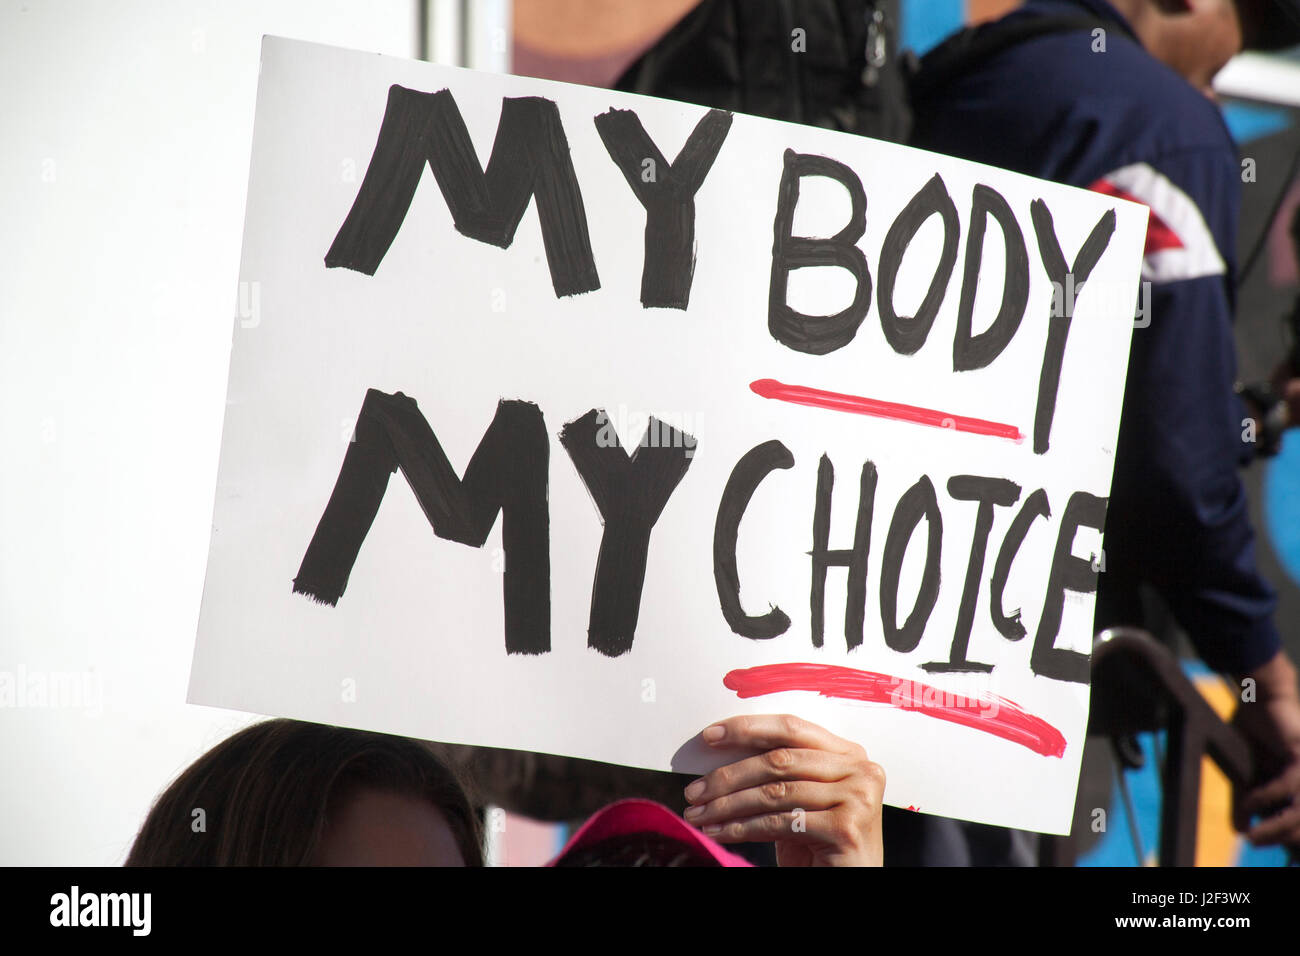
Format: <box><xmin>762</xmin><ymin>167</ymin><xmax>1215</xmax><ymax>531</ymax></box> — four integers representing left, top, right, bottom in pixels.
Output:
<box><xmin>1215</xmin><ymin>52</ymin><xmax>1300</xmax><ymax>108</ymax></box>
<box><xmin>0</xmin><ymin>0</ymin><xmax>418</xmax><ymax>865</ymax></box>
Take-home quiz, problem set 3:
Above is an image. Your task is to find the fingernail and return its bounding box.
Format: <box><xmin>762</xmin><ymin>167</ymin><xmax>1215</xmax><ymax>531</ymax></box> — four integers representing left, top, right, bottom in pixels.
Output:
<box><xmin>702</xmin><ymin>724</ymin><xmax>725</xmax><ymax>743</ymax></box>
<box><xmin>684</xmin><ymin>779</ymin><xmax>705</xmax><ymax>802</ymax></box>
<box><xmin>684</xmin><ymin>804</ymin><xmax>705</xmax><ymax>820</ymax></box>
<box><xmin>703</xmin><ymin>824</ymin><xmax>722</xmax><ymax>836</ymax></box>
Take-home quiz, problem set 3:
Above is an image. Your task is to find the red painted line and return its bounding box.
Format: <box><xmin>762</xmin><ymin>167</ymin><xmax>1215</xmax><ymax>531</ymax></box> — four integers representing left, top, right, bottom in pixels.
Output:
<box><xmin>749</xmin><ymin>378</ymin><xmax>1023</xmax><ymax>442</ymax></box>
<box><xmin>723</xmin><ymin>662</ymin><xmax>1066</xmax><ymax>758</ymax></box>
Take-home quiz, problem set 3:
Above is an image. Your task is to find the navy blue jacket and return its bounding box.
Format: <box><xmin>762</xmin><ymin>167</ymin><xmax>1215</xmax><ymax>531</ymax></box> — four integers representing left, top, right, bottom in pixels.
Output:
<box><xmin>912</xmin><ymin>0</ymin><xmax>1281</xmax><ymax>675</ymax></box>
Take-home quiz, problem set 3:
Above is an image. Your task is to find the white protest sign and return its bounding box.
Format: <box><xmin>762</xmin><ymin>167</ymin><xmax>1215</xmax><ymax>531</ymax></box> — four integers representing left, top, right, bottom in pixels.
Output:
<box><xmin>190</xmin><ymin>37</ymin><xmax>1148</xmax><ymax>834</ymax></box>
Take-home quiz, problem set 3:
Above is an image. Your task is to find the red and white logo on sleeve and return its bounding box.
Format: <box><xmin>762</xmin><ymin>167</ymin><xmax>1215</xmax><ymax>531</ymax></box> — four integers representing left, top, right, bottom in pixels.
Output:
<box><xmin>1088</xmin><ymin>162</ymin><xmax>1226</xmax><ymax>283</ymax></box>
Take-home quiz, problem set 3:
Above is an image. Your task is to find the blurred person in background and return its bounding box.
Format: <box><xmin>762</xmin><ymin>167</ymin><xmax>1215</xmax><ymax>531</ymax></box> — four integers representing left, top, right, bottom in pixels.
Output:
<box><xmin>907</xmin><ymin>0</ymin><xmax>1300</xmax><ymax>861</ymax></box>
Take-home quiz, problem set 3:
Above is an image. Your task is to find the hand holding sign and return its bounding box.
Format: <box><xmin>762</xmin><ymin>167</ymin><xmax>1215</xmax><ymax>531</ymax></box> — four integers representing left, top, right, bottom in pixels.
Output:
<box><xmin>683</xmin><ymin>713</ymin><xmax>885</xmax><ymax>867</ymax></box>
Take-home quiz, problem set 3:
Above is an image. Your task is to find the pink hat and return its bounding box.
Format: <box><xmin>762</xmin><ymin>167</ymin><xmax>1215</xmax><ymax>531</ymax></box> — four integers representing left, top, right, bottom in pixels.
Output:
<box><xmin>548</xmin><ymin>799</ymin><xmax>754</xmax><ymax>867</ymax></box>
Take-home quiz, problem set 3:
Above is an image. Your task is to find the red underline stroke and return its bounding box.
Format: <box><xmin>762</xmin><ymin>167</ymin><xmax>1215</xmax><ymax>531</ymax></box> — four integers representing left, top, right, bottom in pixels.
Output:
<box><xmin>723</xmin><ymin>663</ymin><xmax>1066</xmax><ymax>758</ymax></box>
<box><xmin>750</xmin><ymin>378</ymin><xmax>1024</xmax><ymax>442</ymax></box>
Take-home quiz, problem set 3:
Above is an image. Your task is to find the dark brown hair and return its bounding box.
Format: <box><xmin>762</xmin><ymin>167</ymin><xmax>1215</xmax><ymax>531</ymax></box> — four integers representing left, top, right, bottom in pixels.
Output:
<box><xmin>125</xmin><ymin>719</ymin><xmax>483</xmax><ymax>866</ymax></box>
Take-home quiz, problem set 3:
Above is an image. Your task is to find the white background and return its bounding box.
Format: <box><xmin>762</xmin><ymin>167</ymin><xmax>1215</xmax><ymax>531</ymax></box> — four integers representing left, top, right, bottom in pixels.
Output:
<box><xmin>0</xmin><ymin>0</ymin><xmax>419</xmax><ymax>866</ymax></box>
